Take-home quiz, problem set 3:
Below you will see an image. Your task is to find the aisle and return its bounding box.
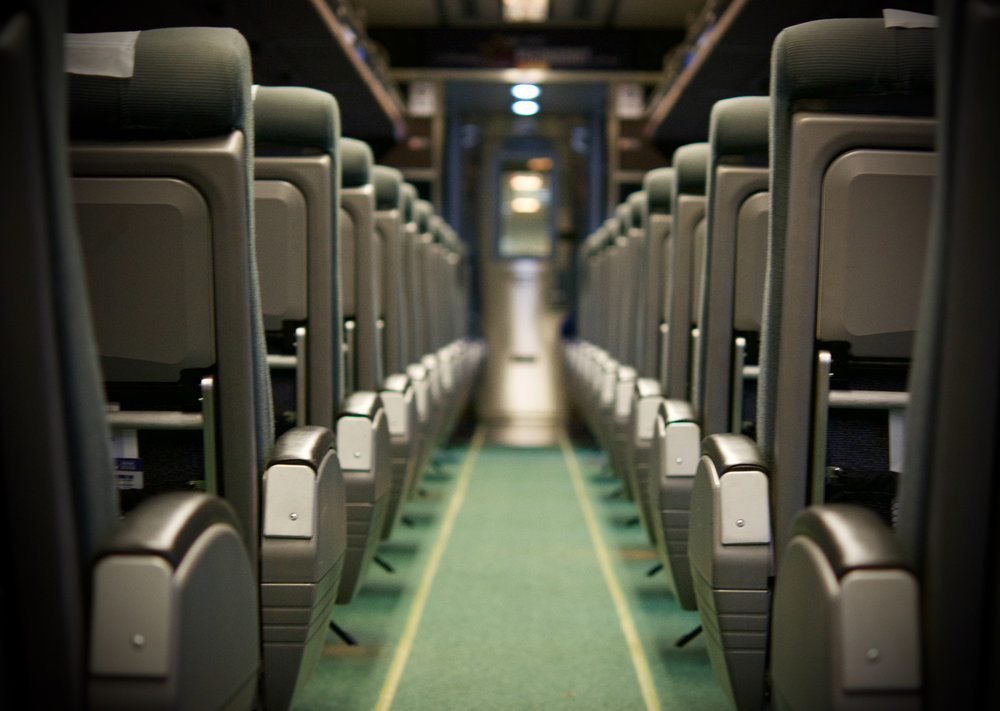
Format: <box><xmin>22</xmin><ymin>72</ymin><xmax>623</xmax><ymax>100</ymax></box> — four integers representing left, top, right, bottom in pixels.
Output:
<box><xmin>292</xmin><ymin>428</ymin><xmax>728</xmax><ymax>710</ymax></box>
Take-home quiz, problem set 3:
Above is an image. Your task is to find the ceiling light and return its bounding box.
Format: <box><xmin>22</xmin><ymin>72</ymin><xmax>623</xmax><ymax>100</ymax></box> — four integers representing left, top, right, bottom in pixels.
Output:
<box><xmin>512</xmin><ymin>100</ymin><xmax>539</xmax><ymax>116</ymax></box>
<box><xmin>510</xmin><ymin>173</ymin><xmax>544</xmax><ymax>191</ymax></box>
<box><xmin>502</xmin><ymin>0</ymin><xmax>549</xmax><ymax>22</ymax></box>
<box><xmin>511</xmin><ymin>197</ymin><xmax>542</xmax><ymax>214</ymax></box>
<box><xmin>511</xmin><ymin>83</ymin><xmax>541</xmax><ymax>100</ymax></box>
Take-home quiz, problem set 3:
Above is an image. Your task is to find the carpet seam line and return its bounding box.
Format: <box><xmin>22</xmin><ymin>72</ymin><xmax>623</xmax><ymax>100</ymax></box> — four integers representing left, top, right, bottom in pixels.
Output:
<box><xmin>558</xmin><ymin>431</ymin><xmax>663</xmax><ymax>711</ymax></box>
<box><xmin>373</xmin><ymin>426</ymin><xmax>487</xmax><ymax>711</ymax></box>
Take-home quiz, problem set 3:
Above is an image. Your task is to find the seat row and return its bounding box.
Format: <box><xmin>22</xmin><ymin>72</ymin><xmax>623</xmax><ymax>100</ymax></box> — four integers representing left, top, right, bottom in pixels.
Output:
<box><xmin>564</xmin><ymin>12</ymin><xmax>994</xmax><ymax>710</ymax></box>
<box><xmin>1</xmin><ymin>7</ymin><xmax>481</xmax><ymax>710</ymax></box>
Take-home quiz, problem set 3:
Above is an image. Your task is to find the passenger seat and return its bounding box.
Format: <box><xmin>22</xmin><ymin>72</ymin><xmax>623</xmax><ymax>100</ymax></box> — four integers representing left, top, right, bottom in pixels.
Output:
<box><xmin>337</xmin><ymin>137</ymin><xmax>392</xmax><ymax>602</ymax></box>
<box><xmin>67</xmin><ymin>28</ymin><xmax>345</xmax><ymax>709</ymax></box>
<box><xmin>688</xmin><ymin>18</ymin><xmax>936</xmax><ymax>710</ymax></box>
<box><xmin>1</xmin><ymin>8</ymin><xmax>258</xmax><ymax>708</ymax></box>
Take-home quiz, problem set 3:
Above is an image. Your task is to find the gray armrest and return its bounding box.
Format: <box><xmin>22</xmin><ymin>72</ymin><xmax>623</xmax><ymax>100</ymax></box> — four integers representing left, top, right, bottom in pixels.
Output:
<box><xmin>651</xmin><ymin>397</ymin><xmax>701</xmax><ymax>610</ymax></box>
<box><xmin>381</xmin><ymin>373</ymin><xmax>414</xmax><ymax>438</ymax></box>
<box><xmin>262</xmin><ymin>425</ymin><xmax>340</xmax><ymax>542</ymax></box>
<box><xmin>656</xmin><ymin>399</ymin><xmax>700</xmax><ymax>477</ymax></box>
<box><xmin>260</xmin><ymin>424</ymin><xmax>345</xmax><ymax>709</ymax></box>
<box><xmin>689</xmin><ymin>433</ymin><xmax>772</xmax><ymax>710</ymax></box>
<box><xmin>340</xmin><ymin>390</ymin><xmax>382</xmax><ymax>419</ymax></box>
<box><xmin>381</xmin><ymin>373</ymin><xmax>410</xmax><ymax>394</ymax></box>
<box><xmin>337</xmin><ymin>391</ymin><xmax>383</xmax><ymax>474</ymax></box>
<box><xmin>702</xmin><ymin>431</ymin><xmax>766</xmax><ymax>474</ymax></box>
<box><xmin>634</xmin><ymin>376</ymin><xmax>662</xmax><ymax>400</ymax></box>
<box><xmin>334</xmin><ymin>391</ymin><xmax>391</xmax><ymax>603</ymax></box>
<box><xmin>632</xmin><ymin>378</ymin><xmax>663</xmax><ymax>443</ymax></box>
<box><xmin>100</xmin><ymin>491</ymin><xmax>243</xmax><ymax>569</ymax></box>
<box><xmin>406</xmin><ymin>363</ymin><xmax>431</xmax><ymax>424</ymax></box>
<box><xmin>660</xmin><ymin>398</ymin><xmax>696</xmax><ymax>425</ymax></box>
<box><xmin>90</xmin><ymin>491</ymin><xmax>258</xmax><ymax>711</ymax></box>
<box><xmin>791</xmin><ymin>504</ymin><xmax>909</xmax><ymax>578</ymax></box>
<box><xmin>613</xmin><ymin>365</ymin><xmax>637</xmax><ymax>420</ymax></box>
<box><xmin>268</xmin><ymin>424</ymin><xmax>334</xmax><ymax>469</ymax></box>
<box><xmin>772</xmin><ymin>504</ymin><xmax>921</xmax><ymax>708</ymax></box>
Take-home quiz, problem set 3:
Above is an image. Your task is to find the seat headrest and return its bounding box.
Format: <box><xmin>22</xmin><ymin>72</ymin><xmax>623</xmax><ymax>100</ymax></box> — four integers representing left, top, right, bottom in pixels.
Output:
<box><xmin>672</xmin><ymin>142</ymin><xmax>710</xmax><ymax>198</ymax></box>
<box><xmin>373</xmin><ymin>165</ymin><xmax>403</xmax><ymax>210</ymax></box>
<box><xmin>703</xmin><ymin>433</ymin><xmax>767</xmax><ymax>475</ymax></box>
<box><xmin>773</xmin><ymin>18</ymin><xmax>934</xmax><ymax>106</ymax></box>
<box><xmin>253</xmin><ymin>85</ymin><xmax>340</xmax><ymax>155</ymax></box>
<box><xmin>340</xmin><ymin>137</ymin><xmax>373</xmax><ymax>188</ymax></box>
<box><xmin>644</xmin><ymin>167</ymin><xmax>674</xmax><ymax>215</ymax></box>
<box><xmin>429</xmin><ymin>215</ymin><xmax>445</xmax><ymax>244</ymax></box>
<box><xmin>627</xmin><ymin>191</ymin><xmax>646</xmax><ymax>230</ymax></box>
<box><xmin>710</xmin><ymin>96</ymin><xmax>770</xmax><ymax>159</ymax></box>
<box><xmin>414</xmin><ymin>199</ymin><xmax>433</xmax><ymax>233</ymax></box>
<box><xmin>614</xmin><ymin>203</ymin><xmax>630</xmax><ymax>237</ymax></box>
<box><xmin>402</xmin><ymin>183</ymin><xmax>418</xmax><ymax>223</ymax></box>
<box><xmin>68</xmin><ymin>27</ymin><xmax>251</xmax><ymax>140</ymax></box>
<box><xmin>440</xmin><ymin>223</ymin><xmax>460</xmax><ymax>252</ymax></box>
<box><xmin>381</xmin><ymin>372</ymin><xmax>410</xmax><ymax>393</ymax></box>
<box><xmin>602</xmin><ymin>216</ymin><xmax>619</xmax><ymax>238</ymax></box>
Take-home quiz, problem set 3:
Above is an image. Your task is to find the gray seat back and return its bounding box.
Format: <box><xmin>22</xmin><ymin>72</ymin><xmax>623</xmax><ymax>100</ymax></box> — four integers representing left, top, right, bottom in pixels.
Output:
<box><xmin>642</xmin><ymin>168</ymin><xmax>674</xmax><ymax>387</ymax></box>
<box><xmin>413</xmin><ymin>200</ymin><xmax>437</xmax><ymax>358</ymax></box>
<box><xmin>69</xmin><ymin>25</ymin><xmax>271</xmax><ymax>567</ymax></box>
<box><xmin>373</xmin><ymin>165</ymin><xmax>409</xmax><ymax>377</ymax></box>
<box><xmin>625</xmin><ymin>191</ymin><xmax>647</xmax><ymax>369</ymax></box>
<box><xmin>252</xmin><ymin>85</ymin><xmax>348</xmax><ymax>710</ymax></box>
<box><xmin>760</xmin><ymin>17</ymin><xmax>935</xmax><ymax>555</ymax></box>
<box><xmin>698</xmin><ymin>96</ymin><xmax>770</xmax><ymax>437</ymax></box>
<box><xmin>428</xmin><ymin>216</ymin><xmax>451</xmax><ymax>353</ymax></box>
<box><xmin>254</xmin><ymin>85</ymin><xmax>343</xmax><ymax>430</ymax></box>
<box><xmin>585</xmin><ymin>228</ymin><xmax>616</xmax><ymax>362</ymax></box>
<box><xmin>665</xmin><ymin>142</ymin><xmax>709</xmax><ymax>401</ymax></box>
<box><xmin>732</xmin><ymin>193</ymin><xmax>768</xmax><ymax>335</ymax></box>
<box><xmin>339</xmin><ymin>138</ymin><xmax>383</xmax><ymax>394</ymax></box>
<box><xmin>575</xmin><ymin>231</ymin><xmax>601</xmax><ymax>349</ymax></box>
<box><xmin>603</xmin><ymin>217</ymin><xmax>623</xmax><ymax>359</ymax></box>
<box><xmin>401</xmin><ymin>184</ymin><xmax>423</xmax><ymax>366</ymax></box>
<box><xmin>611</xmin><ymin>205</ymin><xmax>634</xmax><ymax>365</ymax></box>
<box><xmin>3</xmin><ymin>15</ymin><xmax>259</xmax><ymax>708</ymax></box>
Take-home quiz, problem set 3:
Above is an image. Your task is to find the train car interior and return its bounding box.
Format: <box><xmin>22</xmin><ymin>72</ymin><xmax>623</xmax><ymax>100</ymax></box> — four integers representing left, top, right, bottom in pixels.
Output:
<box><xmin>2</xmin><ymin>0</ymin><xmax>997</xmax><ymax>708</ymax></box>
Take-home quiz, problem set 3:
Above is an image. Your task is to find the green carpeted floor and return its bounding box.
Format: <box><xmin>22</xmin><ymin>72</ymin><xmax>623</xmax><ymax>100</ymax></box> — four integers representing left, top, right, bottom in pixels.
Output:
<box><xmin>292</xmin><ymin>429</ymin><xmax>729</xmax><ymax>710</ymax></box>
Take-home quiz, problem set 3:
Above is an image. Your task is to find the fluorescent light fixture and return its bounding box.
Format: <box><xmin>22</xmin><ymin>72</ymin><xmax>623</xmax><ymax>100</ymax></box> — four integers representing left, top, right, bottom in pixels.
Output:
<box><xmin>511</xmin><ymin>196</ymin><xmax>542</xmax><ymax>214</ymax></box>
<box><xmin>510</xmin><ymin>173</ymin><xmax>544</xmax><ymax>192</ymax></box>
<box><xmin>512</xmin><ymin>100</ymin><xmax>539</xmax><ymax>116</ymax></box>
<box><xmin>503</xmin><ymin>0</ymin><xmax>549</xmax><ymax>22</ymax></box>
<box><xmin>511</xmin><ymin>83</ymin><xmax>541</xmax><ymax>100</ymax></box>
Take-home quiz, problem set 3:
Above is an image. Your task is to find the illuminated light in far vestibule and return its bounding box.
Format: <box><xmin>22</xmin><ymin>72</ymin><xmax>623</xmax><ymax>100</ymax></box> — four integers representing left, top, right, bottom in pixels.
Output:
<box><xmin>511</xmin><ymin>100</ymin><xmax>539</xmax><ymax>116</ymax></box>
<box><xmin>511</xmin><ymin>83</ymin><xmax>541</xmax><ymax>100</ymax></box>
<box><xmin>509</xmin><ymin>173</ymin><xmax>544</xmax><ymax>192</ymax></box>
<box><xmin>511</xmin><ymin>196</ymin><xmax>542</xmax><ymax>213</ymax></box>
<box><xmin>502</xmin><ymin>0</ymin><xmax>549</xmax><ymax>22</ymax></box>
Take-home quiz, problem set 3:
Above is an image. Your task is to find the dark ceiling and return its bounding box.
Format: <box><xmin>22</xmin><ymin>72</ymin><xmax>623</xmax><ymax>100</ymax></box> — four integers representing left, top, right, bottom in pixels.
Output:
<box><xmin>67</xmin><ymin>0</ymin><xmax>939</xmax><ymax>150</ymax></box>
